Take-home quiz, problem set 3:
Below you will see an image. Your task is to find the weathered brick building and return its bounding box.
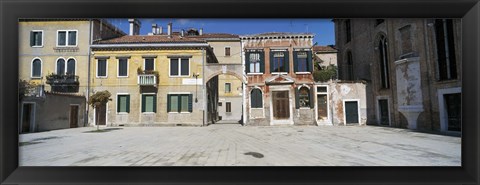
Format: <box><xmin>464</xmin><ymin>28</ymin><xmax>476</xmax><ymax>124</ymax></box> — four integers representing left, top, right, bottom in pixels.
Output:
<box><xmin>334</xmin><ymin>19</ymin><xmax>461</xmax><ymax>133</ymax></box>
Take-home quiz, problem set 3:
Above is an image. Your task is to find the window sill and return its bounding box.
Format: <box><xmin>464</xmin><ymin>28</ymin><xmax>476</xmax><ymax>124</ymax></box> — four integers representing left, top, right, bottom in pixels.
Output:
<box><xmin>142</xmin><ymin>112</ymin><xmax>156</xmax><ymax>114</ymax></box>
<box><xmin>168</xmin><ymin>112</ymin><xmax>192</xmax><ymax>114</ymax></box>
<box><xmin>247</xmin><ymin>73</ymin><xmax>263</xmax><ymax>75</ymax></box>
<box><xmin>117</xmin><ymin>76</ymin><xmax>129</xmax><ymax>78</ymax></box>
<box><xmin>169</xmin><ymin>75</ymin><xmax>190</xmax><ymax>78</ymax></box>
<box><xmin>299</xmin><ymin>107</ymin><xmax>311</xmax><ymax>110</ymax></box>
<box><xmin>116</xmin><ymin>112</ymin><xmax>129</xmax><ymax>115</ymax></box>
<box><xmin>30</xmin><ymin>77</ymin><xmax>42</xmax><ymax>79</ymax></box>
<box><xmin>31</xmin><ymin>46</ymin><xmax>44</xmax><ymax>48</ymax></box>
<box><xmin>271</xmin><ymin>72</ymin><xmax>288</xmax><ymax>75</ymax></box>
<box><xmin>250</xmin><ymin>108</ymin><xmax>264</xmax><ymax>110</ymax></box>
<box><xmin>96</xmin><ymin>76</ymin><xmax>108</xmax><ymax>79</ymax></box>
<box><xmin>295</xmin><ymin>72</ymin><xmax>311</xmax><ymax>75</ymax></box>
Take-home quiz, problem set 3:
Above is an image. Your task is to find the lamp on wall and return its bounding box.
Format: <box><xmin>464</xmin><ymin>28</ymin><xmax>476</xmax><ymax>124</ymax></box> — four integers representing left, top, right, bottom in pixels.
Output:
<box><xmin>193</xmin><ymin>73</ymin><xmax>200</xmax><ymax>103</ymax></box>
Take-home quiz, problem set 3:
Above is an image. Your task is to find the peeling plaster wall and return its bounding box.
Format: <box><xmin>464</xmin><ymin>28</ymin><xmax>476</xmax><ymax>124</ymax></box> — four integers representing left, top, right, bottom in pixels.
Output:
<box><xmin>328</xmin><ymin>82</ymin><xmax>367</xmax><ymax>125</ymax></box>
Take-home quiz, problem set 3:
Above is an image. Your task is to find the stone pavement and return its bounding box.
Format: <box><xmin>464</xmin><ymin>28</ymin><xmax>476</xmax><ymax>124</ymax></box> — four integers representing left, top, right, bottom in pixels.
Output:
<box><xmin>19</xmin><ymin>124</ymin><xmax>461</xmax><ymax>166</ymax></box>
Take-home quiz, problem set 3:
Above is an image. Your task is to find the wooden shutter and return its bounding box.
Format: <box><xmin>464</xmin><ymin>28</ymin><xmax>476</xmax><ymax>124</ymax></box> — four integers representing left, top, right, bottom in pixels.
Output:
<box><xmin>259</xmin><ymin>51</ymin><xmax>265</xmax><ymax>73</ymax></box>
<box><xmin>307</xmin><ymin>50</ymin><xmax>313</xmax><ymax>72</ymax></box>
<box><xmin>245</xmin><ymin>52</ymin><xmax>250</xmax><ymax>73</ymax></box>
<box><xmin>295</xmin><ymin>88</ymin><xmax>300</xmax><ymax>109</ymax></box>
<box><xmin>30</xmin><ymin>31</ymin><xmax>34</xmax><ymax>46</ymax></box>
<box><xmin>188</xmin><ymin>94</ymin><xmax>193</xmax><ymax>112</ymax></box>
<box><xmin>141</xmin><ymin>95</ymin><xmax>146</xmax><ymax>112</ymax></box>
<box><xmin>270</xmin><ymin>51</ymin><xmax>274</xmax><ymax>73</ymax></box>
<box><xmin>284</xmin><ymin>51</ymin><xmax>290</xmax><ymax>73</ymax></box>
<box><xmin>117</xmin><ymin>96</ymin><xmax>120</xmax><ymax>112</ymax></box>
<box><xmin>309</xmin><ymin>87</ymin><xmax>314</xmax><ymax>108</ymax></box>
<box><xmin>126</xmin><ymin>95</ymin><xmax>130</xmax><ymax>113</ymax></box>
<box><xmin>153</xmin><ymin>95</ymin><xmax>157</xmax><ymax>113</ymax></box>
<box><xmin>167</xmin><ymin>94</ymin><xmax>171</xmax><ymax>112</ymax></box>
<box><xmin>293</xmin><ymin>51</ymin><xmax>298</xmax><ymax>72</ymax></box>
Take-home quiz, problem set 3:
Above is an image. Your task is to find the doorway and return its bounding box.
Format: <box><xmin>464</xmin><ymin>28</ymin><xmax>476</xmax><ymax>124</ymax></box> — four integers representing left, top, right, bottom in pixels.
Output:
<box><xmin>344</xmin><ymin>100</ymin><xmax>359</xmax><ymax>125</ymax></box>
<box><xmin>272</xmin><ymin>91</ymin><xmax>290</xmax><ymax>120</ymax></box>
<box><xmin>95</xmin><ymin>104</ymin><xmax>107</xmax><ymax>126</ymax></box>
<box><xmin>378</xmin><ymin>99</ymin><xmax>390</xmax><ymax>125</ymax></box>
<box><xmin>21</xmin><ymin>103</ymin><xmax>35</xmax><ymax>133</ymax></box>
<box><xmin>70</xmin><ymin>105</ymin><xmax>79</xmax><ymax>128</ymax></box>
<box><xmin>444</xmin><ymin>93</ymin><xmax>461</xmax><ymax>131</ymax></box>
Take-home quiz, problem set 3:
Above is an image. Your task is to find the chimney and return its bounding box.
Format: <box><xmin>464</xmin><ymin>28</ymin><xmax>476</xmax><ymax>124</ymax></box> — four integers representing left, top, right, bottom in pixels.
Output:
<box><xmin>157</xmin><ymin>27</ymin><xmax>162</xmax><ymax>34</ymax></box>
<box><xmin>128</xmin><ymin>19</ymin><xmax>141</xmax><ymax>35</ymax></box>
<box><xmin>152</xmin><ymin>24</ymin><xmax>157</xmax><ymax>35</ymax></box>
<box><xmin>181</xmin><ymin>29</ymin><xmax>185</xmax><ymax>37</ymax></box>
<box><xmin>167</xmin><ymin>22</ymin><xmax>172</xmax><ymax>37</ymax></box>
<box><xmin>199</xmin><ymin>28</ymin><xmax>203</xmax><ymax>35</ymax></box>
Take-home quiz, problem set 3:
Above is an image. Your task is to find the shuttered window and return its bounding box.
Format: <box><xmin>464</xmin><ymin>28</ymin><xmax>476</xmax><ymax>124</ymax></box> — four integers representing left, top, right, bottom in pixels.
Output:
<box><xmin>168</xmin><ymin>94</ymin><xmax>193</xmax><ymax>113</ymax></box>
<box><xmin>117</xmin><ymin>95</ymin><xmax>130</xmax><ymax>113</ymax></box>
<box><xmin>225</xmin><ymin>47</ymin><xmax>231</xmax><ymax>56</ymax></box>
<box><xmin>225</xmin><ymin>83</ymin><xmax>231</xmax><ymax>93</ymax></box>
<box><xmin>31</xmin><ymin>59</ymin><xmax>42</xmax><ymax>77</ymax></box>
<box><xmin>118</xmin><ymin>58</ymin><xmax>128</xmax><ymax>77</ymax></box>
<box><xmin>251</xmin><ymin>89</ymin><xmax>263</xmax><ymax>108</ymax></box>
<box><xmin>142</xmin><ymin>94</ymin><xmax>156</xmax><ymax>113</ymax></box>
<box><xmin>294</xmin><ymin>51</ymin><xmax>312</xmax><ymax>73</ymax></box>
<box><xmin>97</xmin><ymin>59</ymin><xmax>107</xmax><ymax>77</ymax></box>
<box><xmin>144</xmin><ymin>58</ymin><xmax>154</xmax><ymax>71</ymax></box>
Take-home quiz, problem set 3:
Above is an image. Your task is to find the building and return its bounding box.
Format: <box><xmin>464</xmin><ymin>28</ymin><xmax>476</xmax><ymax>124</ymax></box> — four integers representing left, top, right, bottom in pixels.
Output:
<box><xmin>18</xmin><ymin>19</ymin><xmax>125</xmax><ymax>132</ymax></box>
<box><xmin>240</xmin><ymin>32</ymin><xmax>316</xmax><ymax>126</ymax></box>
<box><xmin>334</xmin><ymin>19</ymin><xmax>462</xmax><ymax>133</ymax></box>
<box><xmin>89</xmin><ymin>21</ymin><xmax>219</xmax><ymax>126</ymax></box>
<box><xmin>313</xmin><ymin>45</ymin><xmax>338</xmax><ymax>68</ymax></box>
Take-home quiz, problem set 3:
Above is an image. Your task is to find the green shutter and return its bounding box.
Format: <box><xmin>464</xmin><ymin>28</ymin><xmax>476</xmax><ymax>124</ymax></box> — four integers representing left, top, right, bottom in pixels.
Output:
<box><xmin>293</xmin><ymin>51</ymin><xmax>298</xmax><ymax>72</ymax></box>
<box><xmin>153</xmin><ymin>95</ymin><xmax>157</xmax><ymax>113</ymax></box>
<box><xmin>309</xmin><ymin>87</ymin><xmax>314</xmax><ymax>109</ymax></box>
<box><xmin>167</xmin><ymin>94</ymin><xmax>171</xmax><ymax>112</ymax></box>
<box><xmin>30</xmin><ymin>31</ymin><xmax>34</xmax><ymax>46</ymax></box>
<box><xmin>307</xmin><ymin>50</ymin><xmax>313</xmax><ymax>72</ymax></box>
<box><xmin>284</xmin><ymin>51</ymin><xmax>290</xmax><ymax>73</ymax></box>
<box><xmin>141</xmin><ymin>95</ymin><xmax>146</xmax><ymax>112</ymax></box>
<box><xmin>117</xmin><ymin>96</ymin><xmax>120</xmax><ymax>112</ymax></box>
<box><xmin>188</xmin><ymin>94</ymin><xmax>193</xmax><ymax>112</ymax></box>
<box><xmin>126</xmin><ymin>95</ymin><xmax>130</xmax><ymax>113</ymax></box>
<box><xmin>259</xmin><ymin>51</ymin><xmax>265</xmax><ymax>73</ymax></box>
<box><xmin>295</xmin><ymin>88</ymin><xmax>300</xmax><ymax>109</ymax></box>
<box><xmin>270</xmin><ymin>51</ymin><xmax>274</xmax><ymax>73</ymax></box>
<box><xmin>245</xmin><ymin>52</ymin><xmax>250</xmax><ymax>73</ymax></box>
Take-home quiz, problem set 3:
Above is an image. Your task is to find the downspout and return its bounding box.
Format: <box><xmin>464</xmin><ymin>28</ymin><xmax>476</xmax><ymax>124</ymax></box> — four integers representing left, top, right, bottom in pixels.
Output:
<box><xmin>240</xmin><ymin>40</ymin><xmax>246</xmax><ymax>126</ymax></box>
<box><xmin>85</xmin><ymin>19</ymin><xmax>93</xmax><ymax>127</ymax></box>
<box><xmin>202</xmin><ymin>47</ymin><xmax>206</xmax><ymax>126</ymax></box>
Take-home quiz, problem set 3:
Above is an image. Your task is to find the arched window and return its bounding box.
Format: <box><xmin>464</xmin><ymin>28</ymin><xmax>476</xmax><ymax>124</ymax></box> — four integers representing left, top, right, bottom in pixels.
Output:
<box><xmin>31</xmin><ymin>58</ymin><xmax>42</xmax><ymax>78</ymax></box>
<box><xmin>378</xmin><ymin>35</ymin><xmax>390</xmax><ymax>89</ymax></box>
<box><xmin>56</xmin><ymin>58</ymin><xmax>65</xmax><ymax>75</ymax></box>
<box><xmin>346</xmin><ymin>51</ymin><xmax>354</xmax><ymax>80</ymax></box>
<box><xmin>435</xmin><ymin>19</ymin><xmax>457</xmax><ymax>80</ymax></box>
<box><xmin>250</xmin><ymin>88</ymin><xmax>263</xmax><ymax>108</ymax></box>
<box><xmin>67</xmin><ymin>58</ymin><xmax>76</xmax><ymax>75</ymax></box>
<box><xmin>297</xmin><ymin>86</ymin><xmax>311</xmax><ymax>108</ymax></box>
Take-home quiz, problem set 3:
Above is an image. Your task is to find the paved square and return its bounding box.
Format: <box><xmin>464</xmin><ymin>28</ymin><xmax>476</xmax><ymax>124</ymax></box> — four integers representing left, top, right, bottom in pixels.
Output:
<box><xmin>19</xmin><ymin>124</ymin><xmax>461</xmax><ymax>166</ymax></box>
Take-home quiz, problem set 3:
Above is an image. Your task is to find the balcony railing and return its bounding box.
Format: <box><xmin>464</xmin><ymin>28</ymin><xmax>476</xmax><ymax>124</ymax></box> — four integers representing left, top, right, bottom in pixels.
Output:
<box><xmin>138</xmin><ymin>74</ymin><xmax>157</xmax><ymax>86</ymax></box>
<box><xmin>45</xmin><ymin>74</ymin><xmax>79</xmax><ymax>93</ymax></box>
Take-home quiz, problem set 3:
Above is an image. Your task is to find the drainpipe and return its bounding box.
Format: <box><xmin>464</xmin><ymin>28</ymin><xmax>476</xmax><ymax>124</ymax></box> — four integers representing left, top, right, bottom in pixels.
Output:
<box><xmin>85</xmin><ymin>19</ymin><xmax>93</xmax><ymax>127</ymax></box>
<box><xmin>241</xmin><ymin>41</ymin><xmax>246</xmax><ymax>126</ymax></box>
<box><xmin>202</xmin><ymin>48</ymin><xmax>206</xmax><ymax>126</ymax></box>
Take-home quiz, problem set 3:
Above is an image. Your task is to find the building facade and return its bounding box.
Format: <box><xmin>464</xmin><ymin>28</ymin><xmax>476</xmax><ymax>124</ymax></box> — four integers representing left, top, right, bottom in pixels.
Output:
<box><xmin>334</xmin><ymin>19</ymin><xmax>462</xmax><ymax>132</ymax></box>
<box><xmin>240</xmin><ymin>33</ymin><xmax>316</xmax><ymax>126</ymax></box>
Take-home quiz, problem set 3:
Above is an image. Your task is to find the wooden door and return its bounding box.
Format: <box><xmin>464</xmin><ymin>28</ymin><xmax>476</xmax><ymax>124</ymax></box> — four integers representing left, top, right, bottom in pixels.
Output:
<box><xmin>95</xmin><ymin>104</ymin><xmax>106</xmax><ymax>125</ymax></box>
<box><xmin>317</xmin><ymin>94</ymin><xmax>328</xmax><ymax>120</ymax></box>
<box><xmin>272</xmin><ymin>91</ymin><xmax>290</xmax><ymax>119</ymax></box>
<box><xmin>21</xmin><ymin>104</ymin><xmax>32</xmax><ymax>133</ymax></box>
<box><xmin>345</xmin><ymin>101</ymin><xmax>359</xmax><ymax>124</ymax></box>
<box><xmin>70</xmin><ymin>105</ymin><xmax>79</xmax><ymax>128</ymax></box>
<box><xmin>378</xmin><ymin>99</ymin><xmax>389</xmax><ymax>125</ymax></box>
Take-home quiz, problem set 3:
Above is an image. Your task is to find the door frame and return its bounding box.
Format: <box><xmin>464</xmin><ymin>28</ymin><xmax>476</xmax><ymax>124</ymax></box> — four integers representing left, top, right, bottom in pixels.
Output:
<box><xmin>315</xmin><ymin>85</ymin><xmax>332</xmax><ymax>125</ymax></box>
<box><xmin>269</xmin><ymin>85</ymin><xmax>294</xmax><ymax>125</ymax></box>
<box><xmin>375</xmin><ymin>96</ymin><xmax>391</xmax><ymax>126</ymax></box>
<box><xmin>343</xmin><ymin>99</ymin><xmax>360</xmax><ymax>125</ymax></box>
<box><xmin>437</xmin><ymin>87</ymin><xmax>461</xmax><ymax>133</ymax></box>
<box><xmin>69</xmin><ymin>104</ymin><xmax>80</xmax><ymax>128</ymax></box>
<box><xmin>93</xmin><ymin>102</ymin><xmax>108</xmax><ymax>127</ymax></box>
<box><xmin>20</xmin><ymin>102</ymin><xmax>36</xmax><ymax>133</ymax></box>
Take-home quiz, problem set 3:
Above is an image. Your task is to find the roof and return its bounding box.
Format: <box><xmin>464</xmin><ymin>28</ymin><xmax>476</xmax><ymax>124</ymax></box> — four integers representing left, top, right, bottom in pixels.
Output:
<box><xmin>94</xmin><ymin>35</ymin><xmax>207</xmax><ymax>44</ymax></box>
<box><xmin>191</xmin><ymin>33</ymin><xmax>239</xmax><ymax>39</ymax></box>
<box><xmin>241</xmin><ymin>32</ymin><xmax>314</xmax><ymax>39</ymax></box>
<box><xmin>313</xmin><ymin>45</ymin><xmax>337</xmax><ymax>52</ymax></box>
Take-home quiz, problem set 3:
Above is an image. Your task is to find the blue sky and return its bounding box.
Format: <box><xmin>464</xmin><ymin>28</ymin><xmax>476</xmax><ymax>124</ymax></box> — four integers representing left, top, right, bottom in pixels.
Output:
<box><xmin>107</xmin><ymin>18</ymin><xmax>335</xmax><ymax>46</ymax></box>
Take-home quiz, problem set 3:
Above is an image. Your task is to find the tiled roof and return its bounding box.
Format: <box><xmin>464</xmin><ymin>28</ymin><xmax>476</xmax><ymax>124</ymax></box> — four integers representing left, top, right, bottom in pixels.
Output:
<box><xmin>191</xmin><ymin>33</ymin><xmax>239</xmax><ymax>39</ymax></box>
<box><xmin>241</xmin><ymin>32</ymin><xmax>314</xmax><ymax>38</ymax></box>
<box><xmin>94</xmin><ymin>35</ymin><xmax>207</xmax><ymax>44</ymax></box>
<box><xmin>313</xmin><ymin>45</ymin><xmax>337</xmax><ymax>52</ymax></box>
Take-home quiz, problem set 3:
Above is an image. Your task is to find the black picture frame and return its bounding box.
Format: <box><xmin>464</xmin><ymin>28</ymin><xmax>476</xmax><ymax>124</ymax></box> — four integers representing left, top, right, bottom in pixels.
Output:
<box><xmin>1</xmin><ymin>0</ymin><xmax>478</xmax><ymax>184</ymax></box>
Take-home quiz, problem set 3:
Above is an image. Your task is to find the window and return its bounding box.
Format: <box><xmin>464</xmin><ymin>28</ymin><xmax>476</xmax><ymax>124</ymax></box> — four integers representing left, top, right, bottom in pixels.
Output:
<box><xmin>117</xmin><ymin>95</ymin><xmax>130</xmax><ymax>113</ymax></box>
<box><xmin>225</xmin><ymin>47</ymin><xmax>231</xmax><ymax>56</ymax></box>
<box><xmin>296</xmin><ymin>86</ymin><xmax>312</xmax><ymax>108</ymax></box>
<box><xmin>345</xmin><ymin>19</ymin><xmax>351</xmax><ymax>43</ymax></box>
<box><xmin>30</xmin><ymin>31</ymin><xmax>43</xmax><ymax>47</ymax></box>
<box><xmin>226</xmin><ymin>102</ymin><xmax>231</xmax><ymax>113</ymax></box>
<box><xmin>378</xmin><ymin>35</ymin><xmax>390</xmax><ymax>89</ymax></box>
<box><xmin>170</xmin><ymin>58</ymin><xmax>189</xmax><ymax>76</ymax></box>
<box><xmin>248</xmin><ymin>52</ymin><xmax>263</xmax><ymax>73</ymax></box>
<box><xmin>97</xmin><ymin>59</ymin><xmax>107</xmax><ymax>77</ymax></box>
<box><xmin>142</xmin><ymin>94</ymin><xmax>156</xmax><ymax>113</ymax></box>
<box><xmin>435</xmin><ymin>19</ymin><xmax>457</xmax><ymax>81</ymax></box>
<box><xmin>67</xmin><ymin>58</ymin><xmax>76</xmax><ymax>75</ymax></box>
<box><xmin>225</xmin><ymin>83</ymin><xmax>231</xmax><ymax>93</ymax></box>
<box><xmin>271</xmin><ymin>51</ymin><xmax>288</xmax><ymax>73</ymax></box>
<box><xmin>250</xmin><ymin>88</ymin><xmax>263</xmax><ymax>108</ymax></box>
<box><xmin>294</xmin><ymin>51</ymin><xmax>312</xmax><ymax>73</ymax></box>
<box><xmin>167</xmin><ymin>94</ymin><xmax>193</xmax><ymax>113</ymax></box>
<box><xmin>57</xmin><ymin>30</ymin><xmax>77</xmax><ymax>46</ymax></box>
<box><xmin>118</xmin><ymin>58</ymin><xmax>128</xmax><ymax>77</ymax></box>
<box><xmin>56</xmin><ymin>59</ymin><xmax>65</xmax><ymax>75</ymax></box>
<box><xmin>31</xmin><ymin>58</ymin><xmax>42</xmax><ymax>78</ymax></box>
<box><xmin>144</xmin><ymin>58</ymin><xmax>155</xmax><ymax>71</ymax></box>
<box><xmin>346</xmin><ymin>51</ymin><xmax>354</xmax><ymax>80</ymax></box>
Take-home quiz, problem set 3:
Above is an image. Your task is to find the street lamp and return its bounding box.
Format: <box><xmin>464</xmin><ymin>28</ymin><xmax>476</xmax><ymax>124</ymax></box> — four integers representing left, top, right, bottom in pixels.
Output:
<box><xmin>193</xmin><ymin>73</ymin><xmax>200</xmax><ymax>103</ymax></box>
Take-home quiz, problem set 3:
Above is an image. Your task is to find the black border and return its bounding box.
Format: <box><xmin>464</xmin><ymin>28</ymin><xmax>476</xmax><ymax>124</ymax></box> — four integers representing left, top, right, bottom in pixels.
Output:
<box><xmin>1</xmin><ymin>0</ymin><xmax>478</xmax><ymax>184</ymax></box>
